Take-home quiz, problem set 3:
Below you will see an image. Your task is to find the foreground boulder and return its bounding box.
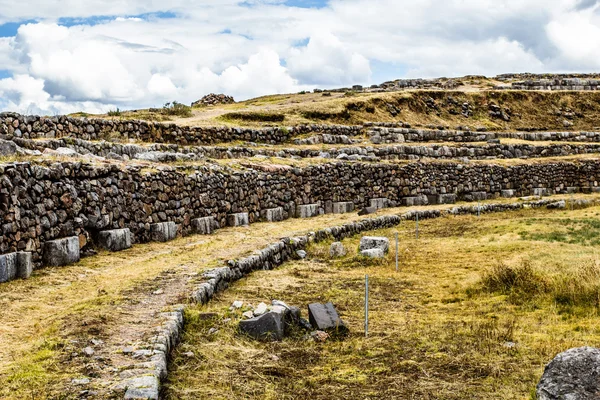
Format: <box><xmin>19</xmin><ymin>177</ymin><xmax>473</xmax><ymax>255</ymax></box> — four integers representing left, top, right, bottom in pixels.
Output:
<box><xmin>330</xmin><ymin>242</ymin><xmax>347</xmax><ymax>257</ymax></box>
<box><xmin>358</xmin><ymin>206</ymin><xmax>378</xmax><ymax>216</ymax></box>
<box><xmin>537</xmin><ymin>347</ymin><xmax>600</xmax><ymax>400</ymax></box>
<box><xmin>359</xmin><ymin>236</ymin><xmax>390</xmax><ymax>253</ymax></box>
<box><xmin>308</xmin><ymin>302</ymin><xmax>349</xmax><ymax>337</ymax></box>
<box><xmin>239</xmin><ymin>311</ymin><xmax>285</xmax><ymax>341</ymax></box>
<box><xmin>97</xmin><ymin>228</ymin><xmax>132</xmax><ymax>252</ymax></box>
<box><xmin>43</xmin><ymin>236</ymin><xmax>80</xmax><ymax>266</ymax></box>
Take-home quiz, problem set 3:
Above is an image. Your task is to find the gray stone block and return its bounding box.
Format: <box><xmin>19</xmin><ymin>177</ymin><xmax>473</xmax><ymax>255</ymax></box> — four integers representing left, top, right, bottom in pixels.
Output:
<box><xmin>532</xmin><ymin>188</ymin><xmax>548</xmax><ymax>197</ymax></box>
<box><xmin>332</xmin><ymin>202</ymin><xmax>354</xmax><ymax>214</ymax></box>
<box><xmin>330</xmin><ymin>242</ymin><xmax>347</xmax><ymax>257</ymax></box>
<box><xmin>566</xmin><ymin>186</ymin><xmax>579</xmax><ymax>194</ymax></box>
<box><xmin>262</xmin><ymin>207</ymin><xmax>284</xmax><ymax>222</ymax></box>
<box><xmin>359</xmin><ymin>236</ymin><xmax>390</xmax><ymax>253</ymax></box>
<box><xmin>0</xmin><ymin>253</ymin><xmax>17</xmax><ymax>283</ymax></box>
<box><xmin>361</xmin><ymin>248</ymin><xmax>385</xmax><ymax>258</ymax></box>
<box><xmin>239</xmin><ymin>311</ymin><xmax>285</xmax><ymax>341</ymax></box>
<box><xmin>370</xmin><ymin>198</ymin><xmax>389</xmax><ymax>210</ymax></box>
<box><xmin>358</xmin><ymin>206</ymin><xmax>378</xmax><ymax>216</ymax></box>
<box><xmin>402</xmin><ymin>195</ymin><xmax>428</xmax><ymax>207</ymax></box>
<box><xmin>43</xmin><ymin>236</ymin><xmax>80</xmax><ymax>267</ymax></box>
<box><xmin>427</xmin><ymin>195</ymin><xmax>439</xmax><ymax>205</ymax></box>
<box><xmin>150</xmin><ymin>222</ymin><xmax>177</xmax><ymax>242</ymax></box>
<box><xmin>192</xmin><ymin>216</ymin><xmax>218</xmax><ymax>234</ymax></box>
<box><xmin>97</xmin><ymin>228</ymin><xmax>132</xmax><ymax>252</ymax></box>
<box><xmin>227</xmin><ymin>213</ymin><xmax>249</xmax><ymax>227</ymax></box>
<box><xmin>438</xmin><ymin>194</ymin><xmax>457</xmax><ymax>204</ymax></box>
<box><xmin>296</xmin><ymin>204</ymin><xmax>320</xmax><ymax>218</ymax></box>
<box><xmin>501</xmin><ymin>189</ymin><xmax>515</xmax><ymax>198</ymax></box>
<box><xmin>17</xmin><ymin>252</ymin><xmax>32</xmax><ymax>279</ymax></box>
<box><xmin>471</xmin><ymin>191</ymin><xmax>488</xmax><ymax>201</ymax></box>
<box><xmin>308</xmin><ymin>302</ymin><xmax>348</xmax><ymax>336</ymax></box>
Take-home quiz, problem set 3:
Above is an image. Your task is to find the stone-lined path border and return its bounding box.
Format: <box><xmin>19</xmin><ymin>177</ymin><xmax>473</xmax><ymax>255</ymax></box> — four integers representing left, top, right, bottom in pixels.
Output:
<box><xmin>113</xmin><ymin>197</ymin><xmax>595</xmax><ymax>399</ymax></box>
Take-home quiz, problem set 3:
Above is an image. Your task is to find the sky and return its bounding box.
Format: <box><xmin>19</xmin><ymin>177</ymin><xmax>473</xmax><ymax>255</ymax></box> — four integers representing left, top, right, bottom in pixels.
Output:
<box><xmin>0</xmin><ymin>0</ymin><xmax>598</xmax><ymax>115</ymax></box>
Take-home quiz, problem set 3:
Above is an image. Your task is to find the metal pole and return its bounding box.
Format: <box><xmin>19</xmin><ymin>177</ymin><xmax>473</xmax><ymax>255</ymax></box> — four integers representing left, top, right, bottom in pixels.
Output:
<box><xmin>365</xmin><ymin>274</ymin><xmax>369</xmax><ymax>338</ymax></box>
<box><xmin>395</xmin><ymin>232</ymin><xmax>399</xmax><ymax>272</ymax></box>
<box><xmin>416</xmin><ymin>213</ymin><xmax>419</xmax><ymax>240</ymax></box>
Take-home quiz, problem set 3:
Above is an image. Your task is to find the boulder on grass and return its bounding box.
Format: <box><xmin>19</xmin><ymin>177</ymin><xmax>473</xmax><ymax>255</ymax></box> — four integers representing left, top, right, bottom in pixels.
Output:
<box><xmin>308</xmin><ymin>302</ymin><xmax>349</xmax><ymax>337</ymax></box>
<box><xmin>359</xmin><ymin>236</ymin><xmax>390</xmax><ymax>253</ymax></box>
<box><xmin>361</xmin><ymin>248</ymin><xmax>385</xmax><ymax>258</ymax></box>
<box><xmin>330</xmin><ymin>242</ymin><xmax>347</xmax><ymax>258</ymax></box>
<box><xmin>150</xmin><ymin>222</ymin><xmax>177</xmax><ymax>242</ymax></box>
<box><xmin>537</xmin><ymin>347</ymin><xmax>600</xmax><ymax>400</ymax></box>
<box><xmin>358</xmin><ymin>206</ymin><xmax>378</xmax><ymax>216</ymax></box>
<box><xmin>239</xmin><ymin>311</ymin><xmax>285</xmax><ymax>341</ymax></box>
<box><xmin>0</xmin><ymin>253</ymin><xmax>17</xmax><ymax>283</ymax></box>
<box><xmin>192</xmin><ymin>216</ymin><xmax>218</xmax><ymax>234</ymax></box>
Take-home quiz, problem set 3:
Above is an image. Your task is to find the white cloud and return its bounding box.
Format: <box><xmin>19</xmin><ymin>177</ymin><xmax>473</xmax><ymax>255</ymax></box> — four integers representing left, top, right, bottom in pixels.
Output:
<box><xmin>0</xmin><ymin>0</ymin><xmax>598</xmax><ymax>114</ymax></box>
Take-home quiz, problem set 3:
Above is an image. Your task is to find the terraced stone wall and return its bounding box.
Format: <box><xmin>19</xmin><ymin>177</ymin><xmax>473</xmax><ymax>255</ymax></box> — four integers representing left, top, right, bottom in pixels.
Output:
<box><xmin>1</xmin><ymin>159</ymin><xmax>599</xmax><ymax>266</ymax></box>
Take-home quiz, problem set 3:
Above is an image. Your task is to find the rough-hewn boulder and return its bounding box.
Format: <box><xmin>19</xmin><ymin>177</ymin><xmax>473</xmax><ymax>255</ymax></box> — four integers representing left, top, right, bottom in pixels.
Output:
<box><xmin>97</xmin><ymin>228</ymin><xmax>132</xmax><ymax>252</ymax></box>
<box><xmin>150</xmin><ymin>222</ymin><xmax>177</xmax><ymax>242</ymax></box>
<box><xmin>239</xmin><ymin>311</ymin><xmax>285</xmax><ymax>341</ymax></box>
<box><xmin>359</xmin><ymin>236</ymin><xmax>390</xmax><ymax>253</ymax></box>
<box><xmin>537</xmin><ymin>347</ymin><xmax>600</xmax><ymax>400</ymax></box>
<box><xmin>308</xmin><ymin>302</ymin><xmax>349</xmax><ymax>337</ymax></box>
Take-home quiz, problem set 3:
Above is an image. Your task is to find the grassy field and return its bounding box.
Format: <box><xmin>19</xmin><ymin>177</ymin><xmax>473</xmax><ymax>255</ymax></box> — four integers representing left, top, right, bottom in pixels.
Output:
<box><xmin>84</xmin><ymin>89</ymin><xmax>600</xmax><ymax>132</ymax></box>
<box><xmin>164</xmin><ymin>206</ymin><xmax>600</xmax><ymax>399</ymax></box>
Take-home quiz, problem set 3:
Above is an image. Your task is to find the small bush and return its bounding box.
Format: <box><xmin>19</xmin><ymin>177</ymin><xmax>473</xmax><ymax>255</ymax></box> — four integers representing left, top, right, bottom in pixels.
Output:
<box><xmin>162</xmin><ymin>101</ymin><xmax>192</xmax><ymax>118</ymax></box>
<box><xmin>481</xmin><ymin>261</ymin><xmax>548</xmax><ymax>298</ymax></box>
<box><xmin>107</xmin><ymin>108</ymin><xmax>122</xmax><ymax>117</ymax></box>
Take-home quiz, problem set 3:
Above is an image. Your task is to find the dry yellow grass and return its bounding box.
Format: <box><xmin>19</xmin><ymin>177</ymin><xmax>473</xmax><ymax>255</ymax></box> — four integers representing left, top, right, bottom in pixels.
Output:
<box><xmin>164</xmin><ymin>206</ymin><xmax>600</xmax><ymax>400</ymax></box>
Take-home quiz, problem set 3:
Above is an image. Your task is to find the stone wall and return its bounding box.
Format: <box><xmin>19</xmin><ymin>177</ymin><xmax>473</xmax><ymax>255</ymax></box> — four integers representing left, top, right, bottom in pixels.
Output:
<box><xmin>495</xmin><ymin>78</ymin><xmax>600</xmax><ymax>91</ymax></box>
<box><xmin>12</xmin><ymin>136</ymin><xmax>600</xmax><ymax>162</ymax></box>
<box><xmin>2</xmin><ymin>159</ymin><xmax>600</xmax><ymax>267</ymax></box>
<box><xmin>0</xmin><ymin>112</ymin><xmax>362</xmax><ymax>145</ymax></box>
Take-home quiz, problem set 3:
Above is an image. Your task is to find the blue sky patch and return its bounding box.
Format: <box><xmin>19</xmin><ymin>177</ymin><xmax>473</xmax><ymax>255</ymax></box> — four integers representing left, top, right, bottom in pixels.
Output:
<box><xmin>58</xmin><ymin>11</ymin><xmax>177</xmax><ymax>27</ymax></box>
<box><xmin>285</xmin><ymin>0</ymin><xmax>328</xmax><ymax>8</ymax></box>
<box><xmin>0</xmin><ymin>70</ymin><xmax>12</xmax><ymax>80</ymax></box>
<box><xmin>0</xmin><ymin>20</ymin><xmax>36</xmax><ymax>37</ymax></box>
<box><xmin>370</xmin><ymin>59</ymin><xmax>408</xmax><ymax>84</ymax></box>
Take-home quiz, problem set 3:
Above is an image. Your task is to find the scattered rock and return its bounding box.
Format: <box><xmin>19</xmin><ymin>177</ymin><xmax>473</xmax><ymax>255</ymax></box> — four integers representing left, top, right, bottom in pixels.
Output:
<box><xmin>359</xmin><ymin>236</ymin><xmax>390</xmax><ymax>253</ymax></box>
<box><xmin>183</xmin><ymin>351</ymin><xmax>195</xmax><ymax>358</ymax></box>
<box><xmin>152</xmin><ymin>289</ymin><xmax>164</xmax><ymax>295</ymax></box>
<box><xmin>254</xmin><ymin>302</ymin><xmax>269</xmax><ymax>316</ymax></box>
<box><xmin>72</xmin><ymin>378</ymin><xmax>91</xmax><ymax>385</ymax></box>
<box><xmin>239</xmin><ymin>311</ymin><xmax>285</xmax><ymax>341</ymax></box>
<box><xmin>232</xmin><ymin>300</ymin><xmax>244</xmax><ymax>309</ymax></box>
<box><xmin>208</xmin><ymin>327</ymin><xmax>219</xmax><ymax>335</ymax></box>
<box><xmin>122</xmin><ymin>346</ymin><xmax>134</xmax><ymax>355</ymax></box>
<box><xmin>537</xmin><ymin>347</ymin><xmax>600</xmax><ymax>400</ymax></box>
<box><xmin>311</xmin><ymin>330</ymin><xmax>330</xmax><ymax>343</ymax></box>
<box><xmin>358</xmin><ymin>206</ymin><xmax>378</xmax><ymax>216</ymax></box>
<box><xmin>360</xmin><ymin>248</ymin><xmax>385</xmax><ymax>258</ymax></box>
<box><xmin>308</xmin><ymin>302</ymin><xmax>349</xmax><ymax>337</ymax></box>
<box><xmin>82</xmin><ymin>347</ymin><xmax>95</xmax><ymax>356</ymax></box>
<box><xmin>296</xmin><ymin>250</ymin><xmax>307</xmax><ymax>259</ymax></box>
<box><xmin>90</xmin><ymin>339</ymin><xmax>104</xmax><ymax>346</ymax></box>
<box><xmin>329</xmin><ymin>242</ymin><xmax>347</xmax><ymax>258</ymax></box>
<box><xmin>242</xmin><ymin>311</ymin><xmax>254</xmax><ymax>319</ymax></box>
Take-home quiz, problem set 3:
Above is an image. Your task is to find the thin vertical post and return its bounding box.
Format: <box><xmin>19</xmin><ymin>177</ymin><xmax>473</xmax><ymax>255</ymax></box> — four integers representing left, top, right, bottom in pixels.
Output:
<box><xmin>416</xmin><ymin>214</ymin><xmax>419</xmax><ymax>240</ymax></box>
<box><xmin>395</xmin><ymin>232</ymin><xmax>399</xmax><ymax>272</ymax></box>
<box><xmin>478</xmin><ymin>200</ymin><xmax>481</xmax><ymax>218</ymax></box>
<box><xmin>365</xmin><ymin>274</ymin><xmax>369</xmax><ymax>338</ymax></box>
<box><xmin>571</xmin><ymin>194</ymin><xmax>574</xmax><ymax>211</ymax></box>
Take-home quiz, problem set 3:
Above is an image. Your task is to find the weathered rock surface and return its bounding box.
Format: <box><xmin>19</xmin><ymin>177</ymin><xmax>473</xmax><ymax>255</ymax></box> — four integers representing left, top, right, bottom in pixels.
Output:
<box><xmin>358</xmin><ymin>206</ymin><xmax>378</xmax><ymax>216</ymax></box>
<box><xmin>191</xmin><ymin>216</ymin><xmax>218</xmax><ymax>235</ymax></box>
<box><xmin>308</xmin><ymin>302</ymin><xmax>349</xmax><ymax>336</ymax></box>
<box><xmin>333</xmin><ymin>202</ymin><xmax>354</xmax><ymax>214</ymax></box>
<box><xmin>537</xmin><ymin>347</ymin><xmax>600</xmax><ymax>400</ymax></box>
<box><xmin>297</xmin><ymin>204</ymin><xmax>321</xmax><ymax>218</ymax></box>
<box><xmin>330</xmin><ymin>242</ymin><xmax>347</xmax><ymax>257</ymax></box>
<box><xmin>239</xmin><ymin>311</ymin><xmax>285</xmax><ymax>341</ymax></box>
<box><xmin>43</xmin><ymin>236</ymin><xmax>80</xmax><ymax>267</ymax></box>
<box><xmin>262</xmin><ymin>207</ymin><xmax>285</xmax><ymax>222</ymax></box>
<box><xmin>150</xmin><ymin>222</ymin><xmax>177</xmax><ymax>242</ymax></box>
<box><xmin>227</xmin><ymin>213</ymin><xmax>249</xmax><ymax>227</ymax></box>
<box><xmin>360</xmin><ymin>248</ymin><xmax>385</xmax><ymax>258</ymax></box>
<box><xmin>359</xmin><ymin>236</ymin><xmax>390</xmax><ymax>253</ymax></box>
<box><xmin>97</xmin><ymin>228</ymin><xmax>132</xmax><ymax>252</ymax></box>
<box><xmin>370</xmin><ymin>198</ymin><xmax>389</xmax><ymax>210</ymax></box>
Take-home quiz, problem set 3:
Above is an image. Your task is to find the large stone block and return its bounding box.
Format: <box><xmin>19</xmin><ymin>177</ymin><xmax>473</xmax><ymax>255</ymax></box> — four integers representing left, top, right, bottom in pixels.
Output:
<box><xmin>43</xmin><ymin>236</ymin><xmax>80</xmax><ymax>267</ymax></box>
<box><xmin>239</xmin><ymin>311</ymin><xmax>285</xmax><ymax>341</ymax></box>
<box><xmin>501</xmin><ymin>189</ymin><xmax>515</xmax><ymax>198</ymax></box>
<box><xmin>192</xmin><ymin>216</ymin><xmax>219</xmax><ymax>234</ymax></box>
<box><xmin>97</xmin><ymin>228</ymin><xmax>132</xmax><ymax>252</ymax></box>
<box><xmin>17</xmin><ymin>252</ymin><xmax>32</xmax><ymax>279</ymax></box>
<box><xmin>150</xmin><ymin>222</ymin><xmax>177</xmax><ymax>242</ymax></box>
<box><xmin>296</xmin><ymin>204</ymin><xmax>321</xmax><ymax>218</ymax></box>
<box><xmin>359</xmin><ymin>236</ymin><xmax>390</xmax><ymax>253</ymax></box>
<box><xmin>308</xmin><ymin>302</ymin><xmax>348</xmax><ymax>336</ymax></box>
<box><xmin>471</xmin><ymin>191</ymin><xmax>488</xmax><ymax>201</ymax></box>
<box><xmin>402</xmin><ymin>195</ymin><xmax>428</xmax><ymax>207</ymax></box>
<box><xmin>0</xmin><ymin>253</ymin><xmax>17</xmax><ymax>283</ymax></box>
<box><xmin>227</xmin><ymin>213</ymin><xmax>249</xmax><ymax>227</ymax></box>
<box><xmin>332</xmin><ymin>202</ymin><xmax>354</xmax><ymax>214</ymax></box>
<box><xmin>361</xmin><ymin>248</ymin><xmax>385</xmax><ymax>258</ymax></box>
<box><xmin>262</xmin><ymin>207</ymin><xmax>284</xmax><ymax>222</ymax></box>
<box><xmin>370</xmin><ymin>198</ymin><xmax>389</xmax><ymax>210</ymax></box>
<box><xmin>438</xmin><ymin>194</ymin><xmax>457</xmax><ymax>204</ymax></box>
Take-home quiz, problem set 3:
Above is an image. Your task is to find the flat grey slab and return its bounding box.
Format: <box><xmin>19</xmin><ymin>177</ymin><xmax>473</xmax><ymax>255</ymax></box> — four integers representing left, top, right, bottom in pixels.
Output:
<box><xmin>150</xmin><ymin>222</ymin><xmax>177</xmax><ymax>242</ymax></box>
<box><xmin>43</xmin><ymin>236</ymin><xmax>80</xmax><ymax>267</ymax></box>
<box><xmin>370</xmin><ymin>198</ymin><xmax>389</xmax><ymax>210</ymax></box>
<box><xmin>308</xmin><ymin>302</ymin><xmax>348</xmax><ymax>336</ymax></box>
<box><xmin>361</xmin><ymin>248</ymin><xmax>385</xmax><ymax>258</ymax></box>
<box><xmin>97</xmin><ymin>228</ymin><xmax>132</xmax><ymax>252</ymax></box>
<box><xmin>192</xmin><ymin>216</ymin><xmax>218</xmax><ymax>234</ymax></box>
<box><xmin>17</xmin><ymin>252</ymin><xmax>32</xmax><ymax>279</ymax></box>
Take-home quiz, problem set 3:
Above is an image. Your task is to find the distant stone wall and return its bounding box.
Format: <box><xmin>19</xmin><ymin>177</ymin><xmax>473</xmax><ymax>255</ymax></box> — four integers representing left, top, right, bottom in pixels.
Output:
<box><xmin>368</xmin><ymin>127</ymin><xmax>495</xmax><ymax>143</ymax></box>
<box><xmin>0</xmin><ymin>112</ymin><xmax>362</xmax><ymax>145</ymax></box>
<box><xmin>11</xmin><ymin>136</ymin><xmax>600</xmax><ymax>162</ymax></box>
<box><xmin>495</xmin><ymin>78</ymin><xmax>600</xmax><ymax>91</ymax></box>
<box><xmin>2</xmin><ymin>159</ymin><xmax>599</xmax><ymax>267</ymax></box>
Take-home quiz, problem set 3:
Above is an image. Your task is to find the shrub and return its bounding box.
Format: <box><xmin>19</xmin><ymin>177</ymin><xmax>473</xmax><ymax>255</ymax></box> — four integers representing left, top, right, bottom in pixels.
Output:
<box><xmin>107</xmin><ymin>108</ymin><xmax>122</xmax><ymax>117</ymax></box>
<box><xmin>162</xmin><ymin>101</ymin><xmax>193</xmax><ymax>118</ymax></box>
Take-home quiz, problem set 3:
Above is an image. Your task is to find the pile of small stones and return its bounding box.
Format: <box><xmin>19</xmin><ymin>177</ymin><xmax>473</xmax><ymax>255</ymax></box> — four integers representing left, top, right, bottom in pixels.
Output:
<box><xmin>191</xmin><ymin>93</ymin><xmax>235</xmax><ymax>107</ymax></box>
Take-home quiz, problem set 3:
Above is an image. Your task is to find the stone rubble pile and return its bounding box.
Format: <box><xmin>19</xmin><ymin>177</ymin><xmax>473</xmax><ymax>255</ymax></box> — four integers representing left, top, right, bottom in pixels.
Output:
<box><xmin>191</xmin><ymin>93</ymin><xmax>235</xmax><ymax>107</ymax></box>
